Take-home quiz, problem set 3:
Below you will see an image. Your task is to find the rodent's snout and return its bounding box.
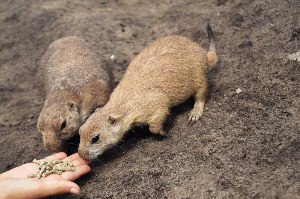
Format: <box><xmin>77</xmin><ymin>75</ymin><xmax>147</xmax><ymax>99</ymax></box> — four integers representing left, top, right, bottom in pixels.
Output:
<box><xmin>42</xmin><ymin>133</ymin><xmax>63</xmax><ymax>152</ymax></box>
<box><xmin>78</xmin><ymin>148</ymin><xmax>90</xmax><ymax>160</ymax></box>
<box><xmin>43</xmin><ymin>139</ymin><xmax>63</xmax><ymax>152</ymax></box>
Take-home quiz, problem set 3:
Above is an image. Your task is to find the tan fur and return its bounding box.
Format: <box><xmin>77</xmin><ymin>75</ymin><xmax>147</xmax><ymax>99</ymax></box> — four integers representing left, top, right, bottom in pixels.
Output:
<box><xmin>79</xmin><ymin>32</ymin><xmax>217</xmax><ymax>160</ymax></box>
<box><xmin>37</xmin><ymin>36</ymin><xmax>112</xmax><ymax>152</ymax></box>
<box><xmin>207</xmin><ymin>51</ymin><xmax>218</xmax><ymax>69</ymax></box>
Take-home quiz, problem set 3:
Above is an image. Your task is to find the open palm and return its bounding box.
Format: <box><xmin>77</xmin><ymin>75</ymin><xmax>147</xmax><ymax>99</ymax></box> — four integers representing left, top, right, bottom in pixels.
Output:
<box><xmin>0</xmin><ymin>152</ymin><xmax>91</xmax><ymax>199</ymax></box>
<box><xmin>1</xmin><ymin>152</ymin><xmax>90</xmax><ymax>181</ymax></box>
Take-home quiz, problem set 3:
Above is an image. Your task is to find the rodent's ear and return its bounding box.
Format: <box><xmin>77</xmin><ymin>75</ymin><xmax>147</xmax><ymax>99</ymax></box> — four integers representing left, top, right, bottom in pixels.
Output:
<box><xmin>66</xmin><ymin>100</ymin><xmax>79</xmax><ymax>111</ymax></box>
<box><xmin>37</xmin><ymin>120</ymin><xmax>43</xmax><ymax>132</ymax></box>
<box><xmin>94</xmin><ymin>107</ymin><xmax>103</xmax><ymax>113</ymax></box>
<box><xmin>108</xmin><ymin>115</ymin><xmax>119</xmax><ymax>126</ymax></box>
<box><xmin>37</xmin><ymin>115</ymin><xmax>44</xmax><ymax>132</ymax></box>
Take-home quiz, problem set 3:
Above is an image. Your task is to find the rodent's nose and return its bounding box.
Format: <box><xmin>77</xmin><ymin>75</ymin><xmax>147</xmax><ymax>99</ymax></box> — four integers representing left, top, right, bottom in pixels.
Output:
<box><xmin>43</xmin><ymin>137</ymin><xmax>62</xmax><ymax>152</ymax></box>
<box><xmin>44</xmin><ymin>142</ymin><xmax>62</xmax><ymax>152</ymax></box>
<box><xmin>78</xmin><ymin>148</ymin><xmax>89</xmax><ymax>160</ymax></box>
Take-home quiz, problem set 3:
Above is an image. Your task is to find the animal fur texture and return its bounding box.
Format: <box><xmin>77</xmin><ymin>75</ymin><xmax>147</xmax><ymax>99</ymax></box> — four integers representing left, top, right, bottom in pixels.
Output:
<box><xmin>78</xmin><ymin>24</ymin><xmax>217</xmax><ymax>160</ymax></box>
<box><xmin>37</xmin><ymin>36</ymin><xmax>112</xmax><ymax>152</ymax></box>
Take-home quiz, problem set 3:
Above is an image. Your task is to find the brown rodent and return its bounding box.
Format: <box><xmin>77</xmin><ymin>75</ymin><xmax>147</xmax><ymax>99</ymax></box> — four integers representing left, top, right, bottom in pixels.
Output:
<box><xmin>78</xmin><ymin>24</ymin><xmax>217</xmax><ymax>160</ymax></box>
<box><xmin>37</xmin><ymin>36</ymin><xmax>112</xmax><ymax>152</ymax></box>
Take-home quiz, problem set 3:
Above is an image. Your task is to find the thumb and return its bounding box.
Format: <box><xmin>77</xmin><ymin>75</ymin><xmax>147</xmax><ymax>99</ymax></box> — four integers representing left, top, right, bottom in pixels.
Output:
<box><xmin>0</xmin><ymin>178</ymin><xmax>80</xmax><ymax>199</ymax></box>
<box><xmin>30</xmin><ymin>180</ymin><xmax>80</xmax><ymax>198</ymax></box>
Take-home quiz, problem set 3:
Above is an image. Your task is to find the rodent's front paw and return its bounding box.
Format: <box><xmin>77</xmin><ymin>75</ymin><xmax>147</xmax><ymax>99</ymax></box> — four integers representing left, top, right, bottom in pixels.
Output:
<box><xmin>188</xmin><ymin>108</ymin><xmax>203</xmax><ymax>122</ymax></box>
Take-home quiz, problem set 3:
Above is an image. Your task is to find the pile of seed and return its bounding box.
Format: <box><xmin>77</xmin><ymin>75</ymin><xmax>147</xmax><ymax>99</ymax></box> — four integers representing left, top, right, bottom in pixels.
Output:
<box><xmin>27</xmin><ymin>159</ymin><xmax>75</xmax><ymax>179</ymax></box>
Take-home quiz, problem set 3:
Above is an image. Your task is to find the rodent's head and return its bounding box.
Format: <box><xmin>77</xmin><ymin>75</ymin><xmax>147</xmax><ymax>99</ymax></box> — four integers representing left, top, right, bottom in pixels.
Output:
<box><xmin>37</xmin><ymin>100</ymin><xmax>80</xmax><ymax>152</ymax></box>
<box><xmin>78</xmin><ymin>107</ymin><xmax>131</xmax><ymax>160</ymax></box>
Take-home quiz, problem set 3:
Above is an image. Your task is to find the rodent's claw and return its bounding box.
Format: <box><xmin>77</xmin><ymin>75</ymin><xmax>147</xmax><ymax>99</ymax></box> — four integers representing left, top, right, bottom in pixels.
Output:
<box><xmin>188</xmin><ymin>110</ymin><xmax>202</xmax><ymax>123</ymax></box>
<box><xmin>187</xmin><ymin>118</ymin><xmax>196</xmax><ymax>126</ymax></box>
<box><xmin>158</xmin><ymin>130</ymin><xmax>167</xmax><ymax>136</ymax></box>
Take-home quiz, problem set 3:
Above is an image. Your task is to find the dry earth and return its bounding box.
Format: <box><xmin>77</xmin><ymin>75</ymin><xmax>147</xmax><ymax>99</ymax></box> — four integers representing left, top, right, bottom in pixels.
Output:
<box><xmin>0</xmin><ymin>0</ymin><xmax>299</xmax><ymax>198</ymax></box>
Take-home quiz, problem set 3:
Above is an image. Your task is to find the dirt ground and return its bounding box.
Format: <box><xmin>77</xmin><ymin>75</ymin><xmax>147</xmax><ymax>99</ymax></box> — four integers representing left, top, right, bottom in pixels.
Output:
<box><xmin>0</xmin><ymin>0</ymin><xmax>299</xmax><ymax>198</ymax></box>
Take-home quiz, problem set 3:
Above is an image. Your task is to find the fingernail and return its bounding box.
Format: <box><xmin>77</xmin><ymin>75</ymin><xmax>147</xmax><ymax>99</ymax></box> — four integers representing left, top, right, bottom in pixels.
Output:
<box><xmin>70</xmin><ymin>188</ymin><xmax>80</xmax><ymax>194</ymax></box>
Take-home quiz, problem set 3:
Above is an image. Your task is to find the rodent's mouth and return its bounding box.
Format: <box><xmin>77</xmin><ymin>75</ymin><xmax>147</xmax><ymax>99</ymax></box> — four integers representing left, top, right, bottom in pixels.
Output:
<box><xmin>87</xmin><ymin>142</ymin><xmax>118</xmax><ymax>160</ymax></box>
<box><xmin>60</xmin><ymin>131</ymin><xmax>79</xmax><ymax>141</ymax></box>
<box><xmin>44</xmin><ymin>141</ymin><xmax>64</xmax><ymax>152</ymax></box>
<box><xmin>89</xmin><ymin>145</ymin><xmax>110</xmax><ymax>160</ymax></box>
<box><xmin>61</xmin><ymin>135</ymin><xmax>72</xmax><ymax>140</ymax></box>
<box><xmin>88</xmin><ymin>152</ymin><xmax>101</xmax><ymax>160</ymax></box>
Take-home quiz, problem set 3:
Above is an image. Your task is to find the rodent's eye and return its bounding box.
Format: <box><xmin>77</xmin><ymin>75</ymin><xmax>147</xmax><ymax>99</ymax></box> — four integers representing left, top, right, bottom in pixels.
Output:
<box><xmin>91</xmin><ymin>134</ymin><xmax>100</xmax><ymax>144</ymax></box>
<box><xmin>61</xmin><ymin>120</ymin><xmax>66</xmax><ymax>130</ymax></box>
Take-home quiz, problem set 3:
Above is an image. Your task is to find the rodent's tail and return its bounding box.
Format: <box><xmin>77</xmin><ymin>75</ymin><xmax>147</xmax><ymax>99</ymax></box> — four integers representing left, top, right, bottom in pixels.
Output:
<box><xmin>206</xmin><ymin>23</ymin><xmax>218</xmax><ymax>70</ymax></box>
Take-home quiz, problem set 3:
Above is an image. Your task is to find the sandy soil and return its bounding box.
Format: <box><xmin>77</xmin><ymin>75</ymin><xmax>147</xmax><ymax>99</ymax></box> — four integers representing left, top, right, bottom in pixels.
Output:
<box><xmin>0</xmin><ymin>0</ymin><xmax>299</xmax><ymax>198</ymax></box>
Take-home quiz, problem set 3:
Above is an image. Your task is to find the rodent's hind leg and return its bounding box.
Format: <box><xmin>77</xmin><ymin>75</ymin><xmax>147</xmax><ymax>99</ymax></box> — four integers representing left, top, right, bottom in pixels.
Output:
<box><xmin>188</xmin><ymin>79</ymin><xmax>208</xmax><ymax>122</ymax></box>
<box><xmin>148</xmin><ymin>107</ymin><xmax>169</xmax><ymax>136</ymax></box>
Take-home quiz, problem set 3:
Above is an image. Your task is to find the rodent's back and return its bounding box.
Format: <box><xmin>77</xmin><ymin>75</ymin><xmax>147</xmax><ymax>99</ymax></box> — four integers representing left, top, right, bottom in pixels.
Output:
<box><xmin>118</xmin><ymin>36</ymin><xmax>207</xmax><ymax>105</ymax></box>
<box><xmin>41</xmin><ymin>36</ymin><xmax>110</xmax><ymax>93</ymax></box>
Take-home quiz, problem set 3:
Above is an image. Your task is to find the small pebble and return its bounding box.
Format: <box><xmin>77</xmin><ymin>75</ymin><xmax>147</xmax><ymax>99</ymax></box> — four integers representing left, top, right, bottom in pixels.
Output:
<box><xmin>287</xmin><ymin>51</ymin><xmax>300</xmax><ymax>62</ymax></box>
<box><xmin>236</xmin><ymin>88</ymin><xmax>242</xmax><ymax>94</ymax></box>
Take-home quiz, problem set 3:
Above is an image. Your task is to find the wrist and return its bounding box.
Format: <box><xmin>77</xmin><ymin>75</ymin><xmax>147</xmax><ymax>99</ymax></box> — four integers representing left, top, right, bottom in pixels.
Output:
<box><xmin>0</xmin><ymin>179</ymin><xmax>13</xmax><ymax>199</ymax></box>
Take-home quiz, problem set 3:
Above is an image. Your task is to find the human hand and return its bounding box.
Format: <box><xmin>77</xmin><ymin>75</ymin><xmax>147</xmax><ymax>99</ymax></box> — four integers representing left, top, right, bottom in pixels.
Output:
<box><xmin>0</xmin><ymin>152</ymin><xmax>91</xmax><ymax>199</ymax></box>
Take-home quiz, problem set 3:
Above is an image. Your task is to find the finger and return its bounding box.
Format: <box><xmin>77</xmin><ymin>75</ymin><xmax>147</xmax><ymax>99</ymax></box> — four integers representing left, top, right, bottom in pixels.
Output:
<box><xmin>60</xmin><ymin>164</ymin><xmax>91</xmax><ymax>181</ymax></box>
<box><xmin>44</xmin><ymin>163</ymin><xmax>91</xmax><ymax>181</ymax></box>
<box><xmin>71</xmin><ymin>158</ymin><xmax>90</xmax><ymax>167</ymax></box>
<box><xmin>64</xmin><ymin>153</ymin><xmax>90</xmax><ymax>164</ymax></box>
<box><xmin>44</xmin><ymin>152</ymin><xmax>68</xmax><ymax>161</ymax></box>
<box><xmin>63</xmin><ymin>153</ymin><xmax>80</xmax><ymax>162</ymax></box>
<box><xmin>33</xmin><ymin>180</ymin><xmax>80</xmax><ymax>198</ymax></box>
<box><xmin>1</xmin><ymin>178</ymin><xmax>80</xmax><ymax>199</ymax></box>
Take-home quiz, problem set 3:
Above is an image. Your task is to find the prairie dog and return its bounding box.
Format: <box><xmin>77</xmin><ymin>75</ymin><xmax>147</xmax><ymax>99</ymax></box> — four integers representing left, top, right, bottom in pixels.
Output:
<box><xmin>37</xmin><ymin>36</ymin><xmax>112</xmax><ymax>152</ymax></box>
<box><xmin>78</xmin><ymin>24</ymin><xmax>217</xmax><ymax>160</ymax></box>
